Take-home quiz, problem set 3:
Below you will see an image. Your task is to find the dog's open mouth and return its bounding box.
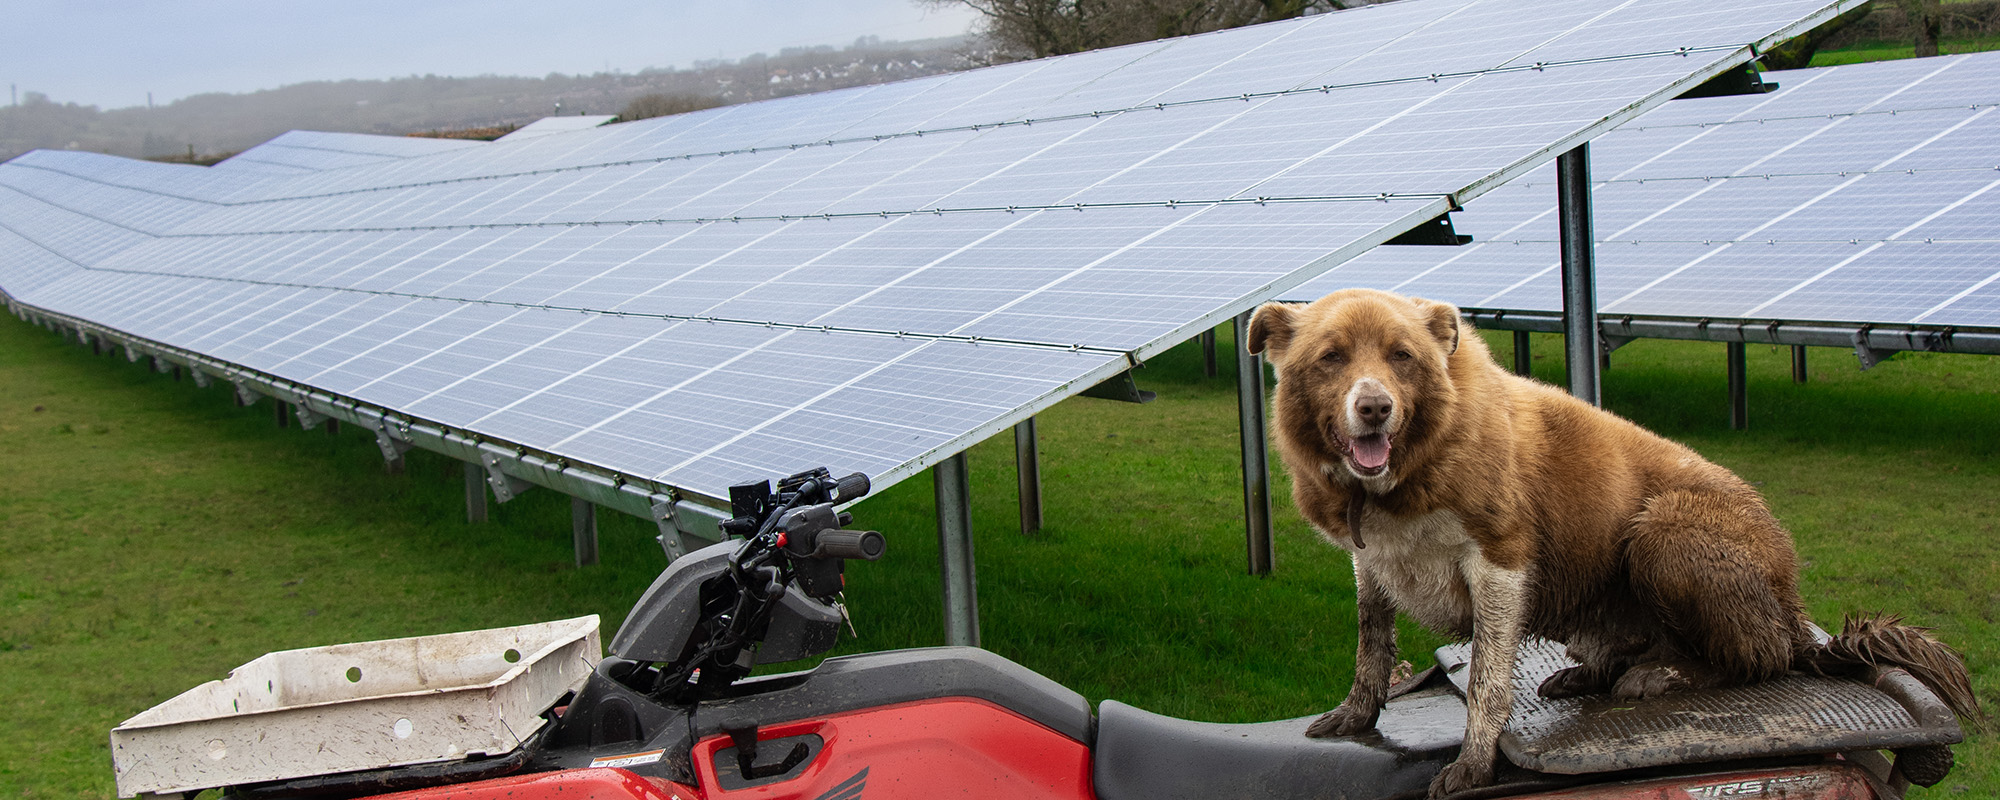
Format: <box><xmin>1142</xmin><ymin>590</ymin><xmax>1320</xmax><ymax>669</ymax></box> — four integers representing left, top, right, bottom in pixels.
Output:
<box><xmin>1344</xmin><ymin>433</ymin><xmax>1392</xmax><ymax>476</ymax></box>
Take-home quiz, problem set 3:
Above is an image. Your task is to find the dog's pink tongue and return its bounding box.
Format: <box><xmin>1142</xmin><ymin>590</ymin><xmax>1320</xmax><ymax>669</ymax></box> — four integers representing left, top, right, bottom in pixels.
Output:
<box><xmin>1352</xmin><ymin>434</ymin><xmax>1391</xmax><ymax>470</ymax></box>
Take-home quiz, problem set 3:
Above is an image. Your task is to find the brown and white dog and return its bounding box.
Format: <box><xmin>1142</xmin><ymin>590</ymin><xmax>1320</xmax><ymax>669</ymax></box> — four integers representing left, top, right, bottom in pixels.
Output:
<box><xmin>1246</xmin><ymin>289</ymin><xmax>1978</xmax><ymax>798</ymax></box>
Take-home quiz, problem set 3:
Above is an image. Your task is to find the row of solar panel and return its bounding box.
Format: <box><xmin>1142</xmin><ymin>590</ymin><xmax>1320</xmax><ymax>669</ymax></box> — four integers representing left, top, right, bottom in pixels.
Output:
<box><xmin>17</xmin><ymin>0</ymin><xmax>1824</xmax><ymax>211</ymax></box>
<box><xmin>13</xmin><ymin>58</ymin><xmax>1749</xmax><ymax>238</ymax></box>
<box><xmin>1289</xmin><ymin>50</ymin><xmax>2000</xmax><ymax>328</ymax></box>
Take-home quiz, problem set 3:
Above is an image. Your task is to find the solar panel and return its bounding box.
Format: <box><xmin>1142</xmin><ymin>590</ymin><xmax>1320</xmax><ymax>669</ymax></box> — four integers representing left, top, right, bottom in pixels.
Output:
<box><xmin>1288</xmin><ymin>50</ymin><xmax>2000</xmax><ymax>331</ymax></box>
<box><xmin>495</xmin><ymin>116</ymin><xmax>618</xmax><ymax>142</ymax></box>
<box><xmin>213</xmin><ymin>131</ymin><xmax>489</xmax><ymax>174</ymax></box>
<box><xmin>1</xmin><ymin>0</ymin><xmax>1864</xmax><ymax>509</ymax></box>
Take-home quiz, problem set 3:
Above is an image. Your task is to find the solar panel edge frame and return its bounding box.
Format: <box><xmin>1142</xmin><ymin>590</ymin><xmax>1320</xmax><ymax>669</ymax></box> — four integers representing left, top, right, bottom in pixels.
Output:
<box><xmin>1457</xmin><ymin>306</ymin><xmax>2000</xmax><ymax>355</ymax></box>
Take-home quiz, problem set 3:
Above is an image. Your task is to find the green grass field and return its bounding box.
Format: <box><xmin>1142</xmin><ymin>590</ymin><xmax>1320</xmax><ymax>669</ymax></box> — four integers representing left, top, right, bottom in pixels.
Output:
<box><xmin>1811</xmin><ymin>34</ymin><xmax>2000</xmax><ymax>66</ymax></box>
<box><xmin>1</xmin><ymin>311</ymin><xmax>1993</xmax><ymax>797</ymax></box>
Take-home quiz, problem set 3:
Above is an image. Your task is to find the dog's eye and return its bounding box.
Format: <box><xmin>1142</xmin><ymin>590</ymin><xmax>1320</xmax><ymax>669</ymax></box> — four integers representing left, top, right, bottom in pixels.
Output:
<box><xmin>1392</xmin><ymin>350</ymin><xmax>1413</xmax><ymax>361</ymax></box>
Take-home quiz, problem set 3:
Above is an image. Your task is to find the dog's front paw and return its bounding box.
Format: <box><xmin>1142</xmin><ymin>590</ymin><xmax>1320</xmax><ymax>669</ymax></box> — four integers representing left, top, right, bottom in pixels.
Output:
<box><xmin>1537</xmin><ymin>665</ymin><xmax>1606</xmax><ymax>698</ymax></box>
<box><xmin>1427</xmin><ymin>756</ymin><xmax>1494</xmax><ymax>799</ymax></box>
<box><xmin>1304</xmin><ymin>703</ymin><xmax>1378</xmax><ymax>738</ymax></box>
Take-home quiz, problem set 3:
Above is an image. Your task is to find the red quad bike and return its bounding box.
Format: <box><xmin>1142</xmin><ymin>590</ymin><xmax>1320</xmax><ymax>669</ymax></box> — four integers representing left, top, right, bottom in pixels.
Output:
<box><xmin>219</xmin><ymin>468</ymin><xmax>1964</xmax><ymax>800</ymax></box>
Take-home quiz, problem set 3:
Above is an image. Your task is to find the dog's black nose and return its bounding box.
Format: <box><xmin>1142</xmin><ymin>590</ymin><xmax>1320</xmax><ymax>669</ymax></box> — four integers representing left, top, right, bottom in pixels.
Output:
<box><xmin>1356</xmin><ymin>393</ymin><xmax>1393</xmax><ymax>427</ymax></box>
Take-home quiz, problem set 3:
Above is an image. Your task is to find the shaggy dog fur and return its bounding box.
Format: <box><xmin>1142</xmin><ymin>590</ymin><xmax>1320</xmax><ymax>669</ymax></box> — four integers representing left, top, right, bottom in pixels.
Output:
<box><xmin>1247</xmin><ymin>289</ymin><xmax>1979</xmax><ymax>798</ymax></box>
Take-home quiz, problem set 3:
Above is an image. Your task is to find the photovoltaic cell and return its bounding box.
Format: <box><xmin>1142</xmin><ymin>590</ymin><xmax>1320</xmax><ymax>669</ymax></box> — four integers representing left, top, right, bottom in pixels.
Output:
<box><xmin>0</xmin><ymin>0</ymin><xmax>1860</xmax><ymax>502</ymax></box>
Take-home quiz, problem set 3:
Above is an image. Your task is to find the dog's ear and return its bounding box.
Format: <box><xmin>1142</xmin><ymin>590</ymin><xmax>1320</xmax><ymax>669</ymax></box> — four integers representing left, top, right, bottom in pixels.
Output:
<box><xmin>1246</xmin><ymin>302</ymin><xmax>1296</xmax><ymax>360</ymax></box>
<box><xmin>1411</xmin><ymin>296</ymin><xmax>1461</xmax><ymax>356</ymax></box>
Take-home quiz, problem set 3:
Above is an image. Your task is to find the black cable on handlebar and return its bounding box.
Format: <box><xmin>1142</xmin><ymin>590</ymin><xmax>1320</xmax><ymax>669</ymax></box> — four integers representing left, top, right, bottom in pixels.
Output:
<box><xmin>656</xmin><ymin>469</ymin><xmax>878</xmax><ymax>703</ymax></box>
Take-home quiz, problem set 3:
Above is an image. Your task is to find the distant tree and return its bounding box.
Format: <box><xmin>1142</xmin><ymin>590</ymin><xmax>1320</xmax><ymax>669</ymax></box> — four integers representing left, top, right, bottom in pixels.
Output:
<box><xmin>924</xmin><ymin>0</ymin><xmax>1351</xmax><ymax>61</ymax></box>
<box><xmin>1899</xmin><ymin>0</ymin><xmax>1944</xmax><ymax>56</ymax></box>
<box><xmin>1762</xmin><ymin>1</ymin><xmax>1877</xmax><ymax>70</ymax></box>
<box><xmin>618</xmin><ymin>92</ymin><xmax>723</xmax><ymax>122</ymax></box>
<box><xmin>0</xmin><ymin>36</ymin><xmax>977</xmax><ymax>161</ymax></box>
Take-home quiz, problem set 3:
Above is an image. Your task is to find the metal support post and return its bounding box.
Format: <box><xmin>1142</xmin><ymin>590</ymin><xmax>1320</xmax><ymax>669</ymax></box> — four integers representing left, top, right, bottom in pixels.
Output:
<box><xmin>1791</xmin><ymin>345</ymin><xmax>1808</xmax><ymax>383</ymax></box>
<box><xmin>1728</xmin><ymin>342</ymin><xmax>1748</xmax><ymax>431</ymax></box>
<box><xmin>325</xmin><ymin>418</ymin><xmax>340</xmax><ymax>436</ymax></box>
<box><xmin>275</xmin><ymin>400</ymin><xmax>290</xmax><ymax>428</ymax></box>
<box><xmin>572</xmin><ymin>498</ymin><xmax>599</xmax><ymax>567</ymax></box>
<box><xmin>935</xmin><ymin>452</ymin><xmax>979</xmax><ymax>647</ymax></box>
<box><xmin>1557</xmin><ymin>144</ymin><xmax>1602</xmax><ymax>407</ymax></box>
<box><xmin>464</xmin><ymin>462</ymin><xmax>489</xmax><ymax>524</ymax></box>
<box><xmin>1236</xmin><ymin>311</ymin><xmax>1274</xmax><ymax>576</ymax></box>
<box><xmin>1014</xmin><ymin>417</ymin><xmax>1042</xmax><ymax>535</ymax></box>
<box><xmin>1200</xmin><ymin>328</ymin><xmax>1218</xmax><ymax>378</ymax></box>
<box><xmin>1512</xmin><ymin>330</ymin><xmax>1532</xmax><ymax>376</ymax></box>
<box><xmin>377</xmin><ymin>426</ymin><xmax>412</xmax><ymax>474</ymax></box>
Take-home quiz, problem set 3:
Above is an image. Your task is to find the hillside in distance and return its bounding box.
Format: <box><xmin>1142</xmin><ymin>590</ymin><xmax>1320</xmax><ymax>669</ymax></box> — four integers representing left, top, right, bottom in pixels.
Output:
<box><xmin>0</xmin><ymin>34</ymin><xmax>979</xmax><ymax>163</ymax></box>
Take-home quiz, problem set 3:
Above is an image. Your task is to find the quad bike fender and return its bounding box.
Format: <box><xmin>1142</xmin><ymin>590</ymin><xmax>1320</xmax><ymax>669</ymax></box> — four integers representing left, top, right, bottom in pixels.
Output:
<box><xmin>687</xmin><ymin>697</ymin><xmax>1092</xmax><ymax>800</ymax></box>
<box><xmin>357</xmin><ymin>768</ymin><xmax>699</xmax><ymax>800</ymax></box>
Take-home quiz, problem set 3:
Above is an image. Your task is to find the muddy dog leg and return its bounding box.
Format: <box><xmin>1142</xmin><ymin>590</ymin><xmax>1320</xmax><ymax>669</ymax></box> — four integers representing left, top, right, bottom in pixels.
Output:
<box><xmin>1432</xmin><ymin>559</ymin><xmax>1529</xmax><ymax>799</ymax></box>
<box><xmin>1617</xmin><ymin>490</ymin><xmax>1796</xmax><ymax>698</ymax></box>
<box><xmin>1308</xmin><ymin>562</ymin><xmax>1398</xmax><ymax>737</ymax></box>
<box><xmin>1540</xmin><ymin>606</ymin><xmax>1658</xmax><ymax>699</ymax></box>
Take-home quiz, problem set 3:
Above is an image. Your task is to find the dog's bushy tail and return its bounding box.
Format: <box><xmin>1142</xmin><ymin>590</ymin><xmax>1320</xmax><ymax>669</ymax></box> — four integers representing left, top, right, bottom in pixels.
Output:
<box><xmin>1800</xmin><ymin>612</ymin><xmax>1984</xmax><ymax>729</ymax></box>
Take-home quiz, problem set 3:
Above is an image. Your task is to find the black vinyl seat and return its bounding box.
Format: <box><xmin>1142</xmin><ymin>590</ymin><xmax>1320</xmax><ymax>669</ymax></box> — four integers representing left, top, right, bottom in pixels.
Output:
<box><xmin>1091</xmin><ymin>678</ymin><xmax>1465</xmax><ymax>800</ymax></box>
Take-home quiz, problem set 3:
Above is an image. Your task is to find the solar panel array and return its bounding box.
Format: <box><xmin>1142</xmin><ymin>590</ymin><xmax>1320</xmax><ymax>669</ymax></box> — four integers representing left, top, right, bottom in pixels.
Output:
<box><xmin>0</xmin><ymin>0</ymin><xmax>1858</xmax><ymax>507</ymax></box>
<box><xmin>212</xmin><ymin>131</ymin><xmax>488</xmax><ymax>175</ymax></box>
<box><xmin>1289</xmin><ymin>50</ymin><xmax>2000</xmax><ymax>329</ymax></box>
<box><xmin>497</xmin><ymin>116</ymin><xmax>618</xmax><ymax>142</ymax></box>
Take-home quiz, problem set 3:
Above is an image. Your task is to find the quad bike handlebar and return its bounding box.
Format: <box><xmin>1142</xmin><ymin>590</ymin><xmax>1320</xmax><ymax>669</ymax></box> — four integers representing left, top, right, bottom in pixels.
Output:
<box><xmin>610</xmin><ymin>467</ymin><xmax>884</xmax><ymax>703</ymax></box>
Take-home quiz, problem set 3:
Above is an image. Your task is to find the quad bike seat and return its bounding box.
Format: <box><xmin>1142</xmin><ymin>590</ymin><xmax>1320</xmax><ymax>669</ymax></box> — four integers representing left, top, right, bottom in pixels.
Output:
<box><xmin>1091</xmin><ymin>671</ymin><xmax>1465</xmax><ymax>800</ymax></box>
<box><xmin>1433</xmin><ymin>638</ymin><xmax>1964</xmax><ymax>776</ymax></box>
<box><xmin>1093</xmin><ymin>635</ymin><xmax>1967</xmax><ymax>800</ymax></box>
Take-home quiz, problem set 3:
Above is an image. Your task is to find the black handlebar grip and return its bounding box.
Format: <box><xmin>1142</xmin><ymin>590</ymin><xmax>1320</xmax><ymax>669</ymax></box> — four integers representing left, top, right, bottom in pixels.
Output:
<box><xmin>811</xmin><ymin>529</ymin><xmax>886</xmax><ymax>561</ymax></box>
<box><xmin>834</xmin><ymin>472</ymin><xmax>871</xmax><ymax>502</ymax></box>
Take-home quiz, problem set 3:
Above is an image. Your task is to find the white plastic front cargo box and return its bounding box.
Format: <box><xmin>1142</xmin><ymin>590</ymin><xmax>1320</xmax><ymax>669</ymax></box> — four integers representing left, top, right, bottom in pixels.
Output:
<box><xmin>111</xmin><ymin>615</ymin><xmax>601</xmax><ymax>798</ymax></box>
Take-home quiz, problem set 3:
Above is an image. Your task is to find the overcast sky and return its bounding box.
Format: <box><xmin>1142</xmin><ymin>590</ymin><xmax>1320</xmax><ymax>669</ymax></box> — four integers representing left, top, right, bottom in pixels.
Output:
<box><xmin>1</xmin><ymin>1</ymin><xmax>981</xmax><ymax>110</ymax></box>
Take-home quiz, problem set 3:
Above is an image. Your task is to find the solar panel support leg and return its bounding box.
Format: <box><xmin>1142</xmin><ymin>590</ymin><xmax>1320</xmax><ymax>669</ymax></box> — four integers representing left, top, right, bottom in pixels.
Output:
<box><xmin>1512</xmin><ymin>330</ymin><xmax>1532</xmax><ymax>376</ymax></box>
<box><xmin>572</xmin><ymin>498</ymin><xmax>599</xmax><ymax>568</ymax></box>
<box><xmin>1014</xmin><ymin>417</ymin><xmax>1042</xmax><ymax>535</ymax></box>
<box><xmin>935</xmin><ymin>452</ymin><xmax>979</xmax><ymax>647</ymax></box>
<box><xmin>482</xmin><ymin>453</ymin><xmax>533</xmax><ymax>503</ymax></box>
<box><xmin>275</xmin><ymin>400</ymin><xmax>289</xmax><ymax>429</ymax></box>
<box><xmin>1201</xmin><ymin>328</ymin><xmax>1218</xmax><ymax>378</ymax></box>
<box><xmin>377</xmin><ymin>426</ymin><xmax>413</xmax><ymax>474</ymax></box>
<box><xmin>1728</xmin><ymin>342</ymin><xmax>1748</xmax><ymax>431</ymax></box>
<box><xmin>1236</xmin><ymin>311</ymin><xmax>1274</xmax><ymax>577</ymax></box>
<box><xmin>648</xmin><ymin>499</ymin><xmax>698</xmax><ymax>562</ymax></box>
<box><xmin>1791</xmin><ymin>345</ymin><xmax>1808</xmax><ymax>383</ymax></box>
<box><xmin>464</xmin><ymin>462</ymin><xmax>489</xmax><ymax>524</ymax></box>
<box><xmin>1557</xmin><ymin>144</ymin><xmax>1602</xmax><ymax>407</ymax></box>
<box><xmin>295</xmin><ymin>404</ymin><xmax>327</xmax><ymax>431</ymax></box>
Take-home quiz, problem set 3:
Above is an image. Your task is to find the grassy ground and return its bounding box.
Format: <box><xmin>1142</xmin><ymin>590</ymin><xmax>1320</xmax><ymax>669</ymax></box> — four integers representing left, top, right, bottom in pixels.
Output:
<box><xmin>1</xmin><ymin>311</ymin><xmax>1995</xmax><ymax>797</ymax></box>
<box><xmin>1810</xmin><ymin>34</ymin><xmax>2000</xmax><ymax>66</ymax></box>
